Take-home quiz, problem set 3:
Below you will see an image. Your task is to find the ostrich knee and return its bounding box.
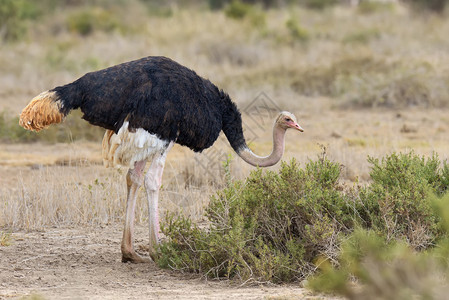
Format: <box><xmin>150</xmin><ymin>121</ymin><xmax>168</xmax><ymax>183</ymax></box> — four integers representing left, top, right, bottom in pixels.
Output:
<box><xmin>126</xmin><ymin>169</ymin><xmax>143</xmax><ymax>189</ymax></box>
<box><xmin>144</xmin><ymin>161</ymin><xmax>164</xmax><ymax>192</ymax></box>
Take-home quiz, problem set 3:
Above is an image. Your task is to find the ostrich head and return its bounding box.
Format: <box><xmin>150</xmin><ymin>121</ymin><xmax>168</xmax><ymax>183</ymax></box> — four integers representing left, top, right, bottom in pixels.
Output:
<box><xmin>276</xmin><ymin>111</ymin><xmax>304</xmax><ymax>132</ymax></box>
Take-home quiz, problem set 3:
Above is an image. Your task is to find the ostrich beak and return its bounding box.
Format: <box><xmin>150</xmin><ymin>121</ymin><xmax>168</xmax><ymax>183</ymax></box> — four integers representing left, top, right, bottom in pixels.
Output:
<box><xmin>292</xmin><ymin>122</ymin><xmax>304</xmax><ymax>132</ymax></box>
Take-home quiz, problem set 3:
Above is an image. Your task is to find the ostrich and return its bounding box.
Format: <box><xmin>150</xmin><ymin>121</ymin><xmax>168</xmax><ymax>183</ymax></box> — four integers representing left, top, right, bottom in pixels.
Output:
<box><xmin>19</xmin><ymin>56</ymin><xmax>303</xmax><ymax>263</ymax></box>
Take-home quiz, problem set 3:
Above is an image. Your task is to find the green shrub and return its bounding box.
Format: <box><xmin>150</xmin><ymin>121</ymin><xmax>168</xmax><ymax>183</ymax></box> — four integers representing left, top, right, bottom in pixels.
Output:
<box><xmin>309</xmin><ymin>193</ymin><xmax>449</xmax><ymax>299</ymax></box>
<box><xmin>342</xmin><ymin>28</ymin><xmax>381</xmax><ymax>44</ymax></box>
<box><xmin>224</xmin><ymin>0</ymin><xmax>253</xmax><ymax>19</ymax></box>
<box><xmin>158</xmin><ymin>151</ymin><xmax>449</xmax><ymax>283</ymax></box>
<box><xmin>66</xmin><ymin>8</ymin><xmax>123</xmax><ymax>36</ymax></box>
<box><xmin>158</xmin><ymin>153</ymin><xmax>359</xmax><ymax>282</ymax></box>
<box><xmin>358</xmin><ymin>152</ymin><xmax>449</xmax><ymax>249</ymax></box>
<box><xmin>357</xmin><ymin>1</ymin><xmax>395</xmax><ymax>14</ymax></box>
<box><xmin>308</xmin><ymin>228</ymin><xmax>446</xmax><ymax>299</ymax></box>
<box><xmin>223</xmin><ymin>0</ymin><xmax>266</xmax><ymax>30</ymax></box>
<box><xmin>286</xmin><ymin>17</ymin><xmax>309</xmax><ymax>42</ymax></box>
<box><xmin>300</xmin><ymin>0</ymin><xmax>337</xmax><ymax>10</ymax></box>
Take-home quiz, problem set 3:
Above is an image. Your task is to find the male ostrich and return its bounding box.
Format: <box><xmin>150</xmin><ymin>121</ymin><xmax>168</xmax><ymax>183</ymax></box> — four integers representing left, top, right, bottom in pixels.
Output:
<box><xmin>19</xmin><ymin>56</ymin><xmax>303</xmax><ymax>263</ymax></box>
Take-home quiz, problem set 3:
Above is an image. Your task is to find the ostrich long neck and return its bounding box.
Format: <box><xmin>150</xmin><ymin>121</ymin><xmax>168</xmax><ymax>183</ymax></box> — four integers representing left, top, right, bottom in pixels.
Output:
<box><xmin>220</xmin><ymin>92</ymin><xmax>287</xmax><ymax>167</ymax></box>
<box><xmin>237</xmin><ymin>124</ymin><xmax>286</xmax><ymax>167</ymax></box>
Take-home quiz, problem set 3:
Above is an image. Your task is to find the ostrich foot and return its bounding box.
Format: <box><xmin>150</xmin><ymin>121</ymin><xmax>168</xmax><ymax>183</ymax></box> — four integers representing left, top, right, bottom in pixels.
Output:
<box><xmin>149</xmin><ymin>248</ymin><xmax>159</xmax><ymax>262</ymax></box>
<box><xmin>121</xmin><ymin>250</ymin><xmax>152</xmax><ymax>263</ymax></box>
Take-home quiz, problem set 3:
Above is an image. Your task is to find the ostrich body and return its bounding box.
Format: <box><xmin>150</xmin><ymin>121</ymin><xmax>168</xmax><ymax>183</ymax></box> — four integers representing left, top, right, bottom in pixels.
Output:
<box><xmin>19</xmin><ymin>56</ymin><xmax>303</xmax><ymax>263</ymax></box>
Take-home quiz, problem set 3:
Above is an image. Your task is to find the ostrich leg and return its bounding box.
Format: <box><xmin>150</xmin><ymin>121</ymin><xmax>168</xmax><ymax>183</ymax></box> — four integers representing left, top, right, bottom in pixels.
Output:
<box><xmin>121</xmin><ymin>160</ymin><xmax>149</xmax><ymax>263</ymax></box>
<box><xmin>145</xmin><ymin>142</ymin><xmax>174</xmax><ymax>260</ymax></box>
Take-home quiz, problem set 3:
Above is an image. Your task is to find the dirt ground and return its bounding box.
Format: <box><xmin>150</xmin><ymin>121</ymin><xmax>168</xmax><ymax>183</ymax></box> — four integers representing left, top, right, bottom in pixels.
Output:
<box><xmin>0</xmin><ymin>225</ymin><xmax>321</xmax><ymax>300</ymax></box>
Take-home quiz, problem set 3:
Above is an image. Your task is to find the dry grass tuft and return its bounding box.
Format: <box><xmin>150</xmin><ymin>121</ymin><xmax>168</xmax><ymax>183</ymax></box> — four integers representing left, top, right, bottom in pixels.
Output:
<box><xmin>0</xmin><ymin>231</ymin><xmax>12</xmax><ymax>246</ymax></box>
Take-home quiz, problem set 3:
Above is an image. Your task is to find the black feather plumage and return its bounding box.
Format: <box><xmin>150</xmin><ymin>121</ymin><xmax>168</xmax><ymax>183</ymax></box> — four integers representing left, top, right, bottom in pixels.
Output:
<box><xmin>51</xmin><ymin>56</ymin><xmax>247</xmax><ymax>153</ymax></box>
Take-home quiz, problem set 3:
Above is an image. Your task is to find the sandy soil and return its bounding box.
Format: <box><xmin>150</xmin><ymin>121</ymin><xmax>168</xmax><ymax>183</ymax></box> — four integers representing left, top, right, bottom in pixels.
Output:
<box><xmin>0</xmin><ymin>225</ymin><xmax>322</xmax><ymax>300</ymax></box>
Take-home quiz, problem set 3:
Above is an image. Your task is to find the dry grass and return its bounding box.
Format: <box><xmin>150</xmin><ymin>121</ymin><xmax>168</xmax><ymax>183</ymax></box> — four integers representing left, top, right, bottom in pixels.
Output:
<box><xmin>0</xmin><ymin>164</ymin><xmax>214</xmax><ymax>230</ymax></box>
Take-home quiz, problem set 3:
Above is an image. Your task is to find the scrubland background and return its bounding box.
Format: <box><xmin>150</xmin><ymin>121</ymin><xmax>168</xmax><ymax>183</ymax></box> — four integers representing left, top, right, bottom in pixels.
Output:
<box><xmin>1</xmin><ymin>0</ymin><xmax>449</xmax><ymax>299</ymax></box>
<box><xmin>2</xmin><ymin>0</ymin><xmax>448</xmax><ymax>227</ymax></box>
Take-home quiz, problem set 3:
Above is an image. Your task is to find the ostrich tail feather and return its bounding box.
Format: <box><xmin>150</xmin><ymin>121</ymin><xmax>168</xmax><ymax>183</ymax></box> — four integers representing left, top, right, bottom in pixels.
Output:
<box><xmin>19</xmin><ymin>91</ymin><xmax>65</xmax><ymax>132</ymax></box>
